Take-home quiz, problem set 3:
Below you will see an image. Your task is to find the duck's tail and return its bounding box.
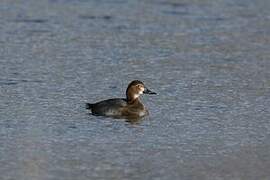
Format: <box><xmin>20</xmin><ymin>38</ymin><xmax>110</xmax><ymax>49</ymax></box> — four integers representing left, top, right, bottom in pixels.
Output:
<box><xmin>86</xmin><ymin>103</ymin><xmax>93</xmax><ymax>110</ymax></box>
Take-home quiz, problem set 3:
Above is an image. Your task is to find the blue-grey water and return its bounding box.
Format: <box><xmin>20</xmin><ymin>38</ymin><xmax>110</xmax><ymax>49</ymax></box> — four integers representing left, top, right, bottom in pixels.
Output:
<box><xmin>1</xmin><ymin>0</ymin><xmax>270</xmax><ymax>180</ymax></box>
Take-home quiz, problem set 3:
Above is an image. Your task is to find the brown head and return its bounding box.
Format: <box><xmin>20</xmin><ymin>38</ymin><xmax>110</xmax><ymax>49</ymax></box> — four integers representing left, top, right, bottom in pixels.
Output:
<box><xmin>126</xmin><ymin>80</ymin><xmax>156</xmax><ymax>102</ymax></box>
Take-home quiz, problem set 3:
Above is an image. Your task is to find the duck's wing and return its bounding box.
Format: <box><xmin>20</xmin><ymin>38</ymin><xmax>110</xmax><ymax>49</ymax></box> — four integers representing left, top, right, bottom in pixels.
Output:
<box><xmin>95</xmin><ymin>98</ymin><xmax>127</xmax><ymax>107</ymax></box>
<box><xmin>88</xmin><ymin>98</ymin><xmax>127</xmax><ymax>116</ymax></box>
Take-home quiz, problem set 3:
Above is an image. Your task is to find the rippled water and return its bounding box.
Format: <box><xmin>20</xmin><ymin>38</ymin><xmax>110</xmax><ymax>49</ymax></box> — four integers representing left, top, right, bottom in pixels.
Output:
<box><xmin>1</xmin><ymin>0</ymin><xmax>270</xmax><ymax>179</ymax></box>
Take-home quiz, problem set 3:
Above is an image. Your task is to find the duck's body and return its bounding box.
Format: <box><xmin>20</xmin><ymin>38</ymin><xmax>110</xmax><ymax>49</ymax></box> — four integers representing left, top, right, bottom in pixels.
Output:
<box><xmin>86</xmin><ymin>80</ymin><xmax>156</xmax><ymax>118</ymax></box>
<box><xmin>86</xmin><ymin>98</ymin><xmax>148</xmax><ymax>117</ymax></box>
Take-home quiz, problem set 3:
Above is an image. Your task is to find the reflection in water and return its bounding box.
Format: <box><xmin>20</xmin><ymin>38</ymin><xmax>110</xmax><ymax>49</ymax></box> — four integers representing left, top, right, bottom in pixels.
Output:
<box><xmin>125</xmin><ymin>117</ymin><xmax>145</xmax><ymax>125</ymax></box>
<box><xmin>88</xmin><ymin>112</ymin><xmax>145</xmax><ymax>125</ymax></box>
<box><xmin>13</xmin><ymin>19</ymin><xmax>48</xmax><ymax>23</ymax></box>
<box><xmin>78</xmin><ymin>15</ymin><xmax>113</xmax><ymax>20</ymax></box>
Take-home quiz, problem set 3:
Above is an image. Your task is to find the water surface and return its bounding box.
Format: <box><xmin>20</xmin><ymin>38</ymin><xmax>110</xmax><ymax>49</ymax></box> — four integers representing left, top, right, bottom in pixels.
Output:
<box><xmin>1</xmin><ymin>0</ymin><xmax>270</xmax><ymax>179</ymax></box>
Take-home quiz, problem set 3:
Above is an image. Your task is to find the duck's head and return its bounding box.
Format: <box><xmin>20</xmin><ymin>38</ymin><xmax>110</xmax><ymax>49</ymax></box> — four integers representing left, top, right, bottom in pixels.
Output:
<box><xmin>126</xmin><ymin>80</ymin><xmax>156</xmax><ymax>102</ymax></box>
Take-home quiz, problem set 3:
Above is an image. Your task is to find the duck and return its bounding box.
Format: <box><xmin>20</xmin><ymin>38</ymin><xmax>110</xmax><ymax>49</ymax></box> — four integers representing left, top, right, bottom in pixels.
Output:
<box><xmin>86</xmin><ymin>80</ymin><xmax>156</xmax><ymax>118</ymax></box>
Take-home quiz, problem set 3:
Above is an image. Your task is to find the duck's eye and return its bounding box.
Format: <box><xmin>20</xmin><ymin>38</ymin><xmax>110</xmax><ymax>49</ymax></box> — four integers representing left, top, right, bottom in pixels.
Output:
<box><xmin>136</xmin><ymin>84</ymin><xmax>142</xmax><ymax>89</ymax></box>
<box><xmin>136</xmin><ymin>85</ymin><xmax>144</xmax><ymax>91</ymax></box>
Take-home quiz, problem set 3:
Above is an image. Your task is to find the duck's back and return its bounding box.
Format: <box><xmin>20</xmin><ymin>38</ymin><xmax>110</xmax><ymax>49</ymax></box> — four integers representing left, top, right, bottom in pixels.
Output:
<box><xmin>86</xmin><ymin>98</ymin><xmax>127</xmax><ymax>116</ymax></box>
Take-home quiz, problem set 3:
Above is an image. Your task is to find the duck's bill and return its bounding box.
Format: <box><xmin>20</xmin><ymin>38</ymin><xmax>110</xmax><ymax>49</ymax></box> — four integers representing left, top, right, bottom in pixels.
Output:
<box><xmin>143</xmin><ymin>88</ymin><xmax>157</xmax><ymax>95</ymax></box>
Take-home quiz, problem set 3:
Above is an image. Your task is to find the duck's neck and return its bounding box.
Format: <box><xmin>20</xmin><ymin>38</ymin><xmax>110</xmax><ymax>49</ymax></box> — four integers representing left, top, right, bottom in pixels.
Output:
<box><xmin>126</xmin><ymin>92</ymin><xmax>142</xmax><ymax>104</ymax></box>
<box><xmin>126</xmin><ymin>97</ymin><xmax>139</xmax><ymax>104</ymax></box>
<box><xmin>126</xmin><ymin>90</ymin><xmax>139</xmax><ymax>104</ymax></box>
